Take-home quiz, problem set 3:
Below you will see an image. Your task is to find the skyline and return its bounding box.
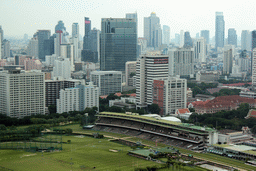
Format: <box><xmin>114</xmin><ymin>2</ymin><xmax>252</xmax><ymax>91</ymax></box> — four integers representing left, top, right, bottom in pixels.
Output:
<box><xmin>1</xmin><ymin>0</ymin><xmax>256</xmax><ymax>38</ymax></box>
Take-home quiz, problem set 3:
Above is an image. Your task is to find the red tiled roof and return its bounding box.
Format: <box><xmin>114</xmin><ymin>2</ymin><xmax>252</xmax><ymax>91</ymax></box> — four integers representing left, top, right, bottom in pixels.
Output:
<box><xmin>250</xmin><ymin>111</ymin><xmax>256</xmax><ymax>116</ymax></box>
<box><xmin>100</xmin><ymin>95</ymin><xmax>108</xmax><ymax>99</ymax></box>
<box><xmin>207</xmin><ymin>87</ymin><xmax>224</xmax><ymax>94</ymax></box>
<box><xmin>223</xmin><ymin>82</ymin><xmax>251</xmax><ymax>87</ymax></box>
<box><xmin>115</xmin><ymin>93</ymin><xmax>122</xmax><ymax>97</ymax></box>
<box><xmin>127</xmin><ymin>93</ymin><xmax>136</xmax><ymax>97</ymax></box>
<box><xmin>177</xmin><ymin>108</ymin><xmax>190</xmax><ymax>114</ymax></box>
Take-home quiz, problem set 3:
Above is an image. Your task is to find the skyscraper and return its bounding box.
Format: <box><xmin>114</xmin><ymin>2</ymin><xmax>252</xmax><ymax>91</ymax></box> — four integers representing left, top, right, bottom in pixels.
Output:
<box><xmin>183</xmin><ymin>31</ymin><xmax>193</xmax><ymax>48</ymax></box>
<box><xmin>200</xmin><ymin>30</ymin><xmax>210</xmax><ymax>44</ymax></box>
<box><xmin>144</xmin><ymin>12</ymin><xmax>162</xmax><ymax>48</ymax></box>
<box><xmin>175</xmin><ymin>33</ymin><xmax>180</xmax><ymax>45</ymax></box>
<box><xmin>228</xmin><ymin>28</ymin><xmax>237</xmax><ymax>47</ymax></box>
<box><xmin>100</xmin><ymin>18</ymin><xmax>137</xmax><ymax>71</ymax></box>
<box><xmin>0</xmin><ymin>33</ymin><xmax>2</xmax><ymax>59</ymax></box>
<box><xmin>72</xmin><ymin>23</ymin><xmax>79</xmax><ymax>38</ymax></box>
<box><xmin>163</xmin><ymin>25</ymin><xmax>170</xmax><ymax>45</ymax></box>
<box><xmin>136</xmin><ymin>53</ymin><xmax>169</xmax><ymax>108</ymax></box>
<box><xmin>241</xmin><ymin>30</ymin><xmax>251</xmax><ymax>51</ymax></box>
<box><xmin>0</xmin><ymin>26</ymin><xmax>3</xmax><ymax>43</ymax></box>
<box><xmin>251</xmin><ymin>31</ymin><xmax>256</xmax><ymax>75</ymax></box>
<box><xmin>55</xmin><ymin>20</ymin><xmax>66</xmax><ymax>33</ymax></box>
<box><xmin>223</xmin><ymin>48</ymin><xmax>233</xmax><ymax>75</ymax></box>
<box><xmin>83</xmin><ymin>17</ymin><xmax>91</xmax><ymax>50</ymax></box>
<box><xmin>252</xmin><ymin>48</ymin><xmax>256</xmax><ymax>86</ymax></box>
<box><xmin>252</xmin><ymin>30</ymin><xmax>256</xmax><ymax>51</ymax></box>
<box><xmin>215</xmin><ymin>12</ymin><xmax>225</xmax><ymax>50</ymax></box>
<box><xmin>37</xmin><ymin>30</ymin><xmax>50</xmax><ymax>61</ymax></box>
<box><xmin>195</xmin><ymin>37</ymin><xmax>206</xmax><ymax>63</ymax></box>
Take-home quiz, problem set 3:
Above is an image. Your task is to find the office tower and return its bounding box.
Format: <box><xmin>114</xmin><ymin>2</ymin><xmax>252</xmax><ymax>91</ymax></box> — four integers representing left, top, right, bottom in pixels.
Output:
<box><xmin>44</xmin><ymin>35</ymin><xmax>55</xmax><ymax>57</ymax></box>
<box><xmin>215</xmin><ymin>12</ymin><xmax>225</xmax><ymax>50</ymax></box>
<box><xmin>100</xmin><ymin>18</ymin><xmax>137</xmax><ymax>71</ymax></box>
<box><xmin>153</xmin><ymin>77</ymin><xmax>187</xmax><ymax>115</ymax></box>
<box><xmin>0</xmin><ymin>69</ymin><xmax>45</xmax><ymax>118</ymax></box>
<box><xmin>126</xmin><ymin>13</ymin><xmax>138</xmax><ymax>58</ymax></box>
<box><xmin>126</xmin><ymin>13</ymin><xmax>137</xmax><ymax>21</ymax></box>
<box><xmin>125</xmin><ymin>61</ymin><xmax>137</xmax><ymax>86</ymax></box>
<box><xmin>144</xmin><ymin>12</ymin><xmax>162</xmax><ymax>48</ymax></box>
<box><xmin>72</xmin><ymin>23</ymin><xmax>79</xmax><ymax>38</ymax></box>
<box><xmin>252</xmin><ymin>48</ymin><xmax>256</xmax><ymax>86</ymax></box>
<box><xmin>228</xmin><ymin>28</ymin><xmax>237</xmax><ymax>47</ymax></box>
<box><xmin>241</xmin><ymin>30</ymin><xmax>251</xmax><ymax>51</ymax></box>
<box><xmin>45</xmin><ymin>79</ymin><xmax>82</xmax><ymax>107</ymax></box>
<box><xmin>252</xmin><ymin>31</ymin><xmax>256</xmax><ymax>51</ymax></box>
<box><xmin>72</xmin><ymin>23</ymin><xmax>79</xmax><ymax>62</ymax></box>
<box><xmin>183</xmin><ymin>31</ymin><xmax>193</xmax><ymax>48</ymax></box>
<box><xmin>89</xmin><ymin>28</ymin><xmax>100</xmax><ymax>62</ymax></box>
<box><xmin>2</xmin><ymin>39</ymin><xmax>10</xmax><ymax>58</ymax></box>
<box><xmin>60</xmin><ymin>44</ymin><xmax>74</xmax><ymax>71</ymax></box>
<box><xmin>169</xmin><ymin>48</ymin><xmax>195</xmax><ymax>77</ymax></box>
<box><xmin>55</xmin><ymin>20</ymin><xmax>66</xmax><ymax>33</ymax></box>
<box><xmin>136</xmin><ymin>53</ymin><xmax>169</xmax><ymax>108</ymax></box>
<box><xmin>37</xmin><ymin>30</ymin><xmax>51</xmax><ymax>61</ymax></box>
<box><xmin>27</xmin><ymin>36</ymin><xmax>38</xmax><ymax>57</ymax></box>
<box><xmin>52</xmin><ymin>58</ymin><xmax>71</xmax><ymax>79</ymax></box>
<box><xmin>180</xmin><ymin>30</ymin><xmax>184</xmax><ymax>47</ymax></box>
<box><xmin>201</xmin><ymin>30</ymin><xmax>210</xmax><ymax>44</ymax></box>
<box><xmin>238</xmin><ymin>50</ymin><xmax>249</xmax><ymax>72</ymax></box>
<box><xmin>223</xmin><ymin>48</ymin><xmax>233</xmax><ymax>75</ymax></box>
<box><xmin>83</xmin><ymin>17</ymin><xmax>91</xmax><ymax>50</ymax></box>
<box><xmin>163</xmin><ymin>25</ymin><xmax>170</xmax><ymax>45</ymax></box>
<box><xmin>90</xmin><ymin>71</ymin><xmax>122</xmax><ymax>95</ymax></box>
<box><xmin>175</xmin><ymin>33</ymin><xmax>180</xmax><ymax>45</ymax></box>
<box><xmin>56</xmin><ymin>82</ymin><xmax>99</xmax><ymax>113</ymax></box>
<box><xmin>195</xmin><ymin>37</ymin><xmax>206</xmax><ymax>63</ymax></box>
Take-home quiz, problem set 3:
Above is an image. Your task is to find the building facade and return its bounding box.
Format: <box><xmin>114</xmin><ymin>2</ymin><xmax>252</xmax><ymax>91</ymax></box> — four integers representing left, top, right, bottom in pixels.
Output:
<box><xmin>100</xmin><ymin>18</ymin><xmax>137</xmax><ymax>71</ymax></box>
<box><xmin>163</xmin><ymin>25</ymin><xmax>170</xmax><ymax>45</ymax></box>
<box><xmin>153</xmin><ymin>77</ymin><xmax>187</xmax><ymax>116</ymax></box>
<box><xmin>144</xmin><ymin>12</ymin><xmax>162</xmax><ymax>48</ymax></box>
<box><xmin>37</xmin><ymin>30</ymin><xmax>51</xmax><ymax>61</ymax></box>
<box><xmin>228</xmin><ymin>28</ymin><xmax>237</xmax><ymax>47</ymax></box>
<box><xmin>223</xmin><ymin>48</ymin><xmax>233</xmax><ymax>75</ymax></box>
<box><xmin>194</xmin><ymin>37</ymin><xmax>206</xmax><ymax>63</ymax></box>
<box><xmin>241</xmin><ymin>30</ymin><xmax>251</xmax><ymax>52</ymax></box>
<box><xmin>215</xmin><ymin>12</ymin><xmax>225</xmax><ymax>50</ymax></box>
<box><xmin>169</xmin><ymin>48</ymin><xmax>195</xmax><ymax>77</ymax></box>
<box><xmin>90</xmin><ymin>71</ymin><xmax>122</xmax><ymax>96</ymax></box>
<box><xmin>0</xmin><ymin>69</ymin><xmax>45</xmax><ymax>118</ymax></box>
<box><xmin>201</xmin><ymin>30</ymin><xmax>209</xmax><ymax>44</ymax></box>
<box><xmin>52</xmin><ymin>58</ymin><xmax>71</xmax><ymax>80</ymax></box>
<box><xmin>125</xmin><ymin>61</ymin><xmax>137</xmax><ymax>86</ymax></box>
<box><xmin>252</xmin><ymin>48</ymin><xmax>256</xmax><ymax>86</ymax></box>
<box><xmin>136</xmin><ymin>53</ymin><xmax>169</xmax><ymax>108</ymax></box>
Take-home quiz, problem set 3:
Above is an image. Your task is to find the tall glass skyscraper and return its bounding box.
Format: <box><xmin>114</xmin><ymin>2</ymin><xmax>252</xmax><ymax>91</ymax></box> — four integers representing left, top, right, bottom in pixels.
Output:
<box><xmin>83</xmin><ymin>17</ymin><xmax>91</xmax><ymax>50</ymax></box>
<box><xmin>215</xmin><ymin>12</ymin><xmax>225</xmax><ymax>50</ymax></box>
<box><xmin>183</xmin><ymin>31</ymin><xmax>193</xmax><ymax>48</ymax></box>
<box><xmin>100</xmin><ymin>18</ymin><xmax>137</xmax><ymax>71</ymax></box>
<box><xmin>163</xmin><ymin>25</ymin><xmax>170</xmax><ymax>45</ymax></box>
<box><xmin>228</xmin><ymin>28</ymin><xmax>237</xmax><ymax>47</ymax></box>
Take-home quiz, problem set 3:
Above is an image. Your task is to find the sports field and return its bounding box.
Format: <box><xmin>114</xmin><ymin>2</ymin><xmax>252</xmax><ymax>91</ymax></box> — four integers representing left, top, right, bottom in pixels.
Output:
<box><xmin>0</xmin><ymin>135</ymin><xmax>164</xmax><ymax>171</ymax></box>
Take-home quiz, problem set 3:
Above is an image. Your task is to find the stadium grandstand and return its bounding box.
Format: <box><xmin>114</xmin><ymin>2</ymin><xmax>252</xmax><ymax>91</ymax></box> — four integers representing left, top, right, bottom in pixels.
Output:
<box><xmin>95</xmin><ymin>112</ymin><xmax>218</xmax><ymax>149</ymax></box>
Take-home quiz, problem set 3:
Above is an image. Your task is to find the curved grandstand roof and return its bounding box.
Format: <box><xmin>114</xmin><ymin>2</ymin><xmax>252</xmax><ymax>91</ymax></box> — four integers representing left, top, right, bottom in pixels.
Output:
<box><xmin>161</xmin><ymin>117</ymin><xmax>181</xmax><ymax>123</ymax></box>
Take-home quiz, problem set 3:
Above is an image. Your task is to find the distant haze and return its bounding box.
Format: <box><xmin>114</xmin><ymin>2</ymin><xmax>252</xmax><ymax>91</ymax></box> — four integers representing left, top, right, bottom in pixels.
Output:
<box><xmin>1</xmin><ymin>0</ymin><xmax>256</xmax><ymax>38</ymax></box>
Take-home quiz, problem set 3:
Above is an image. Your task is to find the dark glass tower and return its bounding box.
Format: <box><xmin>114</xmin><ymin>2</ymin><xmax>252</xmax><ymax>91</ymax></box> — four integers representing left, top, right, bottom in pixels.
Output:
<box><xmin>37</xmin><ymin>30</ymin><xmax>50</xmax><ymax>61</ymax></box>
<box><xmin>55</xmin><ymin>20</ymin><xmax>66</xmax><ymax>33</ymax></box>
<box><xmin>215</xmin><ymin>12</ymin><xmax>225</xmax><ymax>50</ymax></box>
<box><xmin>228</xmin><ymin>28</ymin><xmax>237</xmax><ymax>47</ymax></box>
<box><xmin>83</xmin><ymin>17</ymin><xmax>91</xmax><ymax>50</ymax></box>
<box><xmin>100</xmin><ymin>18</ymin><xmax>137</xmax><ymax>71</ymax></box>
<box><xmin>183</xmin><ymin>31</ymin><xmax>193</xmax><ymax>48</ymax></box>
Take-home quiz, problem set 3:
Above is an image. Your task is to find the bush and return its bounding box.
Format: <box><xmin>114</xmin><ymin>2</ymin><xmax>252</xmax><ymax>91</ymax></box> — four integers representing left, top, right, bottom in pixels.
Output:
<box><xmin>67</xmin><ymin>140</ymin><xmax>71</xmax><ymax>144</ymax></box>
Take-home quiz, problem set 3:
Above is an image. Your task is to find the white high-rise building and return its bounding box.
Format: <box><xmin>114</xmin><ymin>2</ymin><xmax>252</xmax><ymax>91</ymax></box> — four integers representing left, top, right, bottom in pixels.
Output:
<box><xmin>252</xmin><ymin>48</ymin><xmax>256</xmax><ymax>86</ymax></box>
<box><xmin>60</xmin><ymin>43</ymin><xmax>74</xmax><ymax>71</ymax></box>
<box><xmin>194</xmin><ymin>37</ymin><xmax>206</xmax><ymax>63</ymax></box>
<box><xmin>52</xmin><ymin>58</ymin><xmax>71</xmax><ymax>80</ymax></box>
<box><xmin>223</xmin><ymin>48</ymin><xmax>233</xmax><ymax>75</ymax></box>
<box><xmin>180</xmin><ymin>30</ymin><xmax>184</xmax><ymax>48</ymax></box>
<box><xmin>125</xmin><ymin>61</ymin><xmax>137</xmax><ymax>86</ymax></box>
<box><xmin>72</xmin><ymin>23</ymin><xmax>79</xmax><ymax>38</ymax></box>
<box><xmin>27</xmin><ymin>37</ymin><xmax>38</xmax><ymax>58</ymax></box>
<box><xmin>0</xmin><ymin>69</ymin><xmax>45</xmax><ymax>118</ymax></box>
<box><xmin>45</xmin><ymin>54</ymin><xmax>57</xmax><ymax>67</ymax></box>
<box><xmin>90</xmin><ymin>71</ymin><xmax>122</xmax><ymax>96</ymax></box>
<box><xmin>241</xmin><ymin>30</ymin><xmax>251</xmax><ymax>52</ymax></box>
<box><xmin>169</xmin><ymin>48</ymin><xmax>195</xmax><ymax>77</ymax></box>
<box><xmin>57</xmin><ymin>82</ymin><xmax>99</xmax><ymax>113</ymax></box>
<box><xmin>153</xmin><ymin>77</ymin><xmax>187</xmax><ymax>115</ymax></box>
<box><xmin>136</xmin><ymin>53</ymin><xmax>169</xmax><ymax>108</ymax></box>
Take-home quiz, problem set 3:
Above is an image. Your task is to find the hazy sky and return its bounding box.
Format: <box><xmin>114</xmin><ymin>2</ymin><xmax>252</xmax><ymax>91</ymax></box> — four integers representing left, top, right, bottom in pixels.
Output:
<box><xmin>1</xmin><ymin>0</ymin><xmax>256</xmax><ymax>38</ymax></box>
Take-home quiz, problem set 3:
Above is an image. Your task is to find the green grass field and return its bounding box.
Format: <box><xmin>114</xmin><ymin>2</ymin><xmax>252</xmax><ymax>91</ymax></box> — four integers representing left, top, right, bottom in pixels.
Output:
<box><xmin>3</xmin><ymin>124</ymin><xmax>255</xmax><ymax>171</ymax></box>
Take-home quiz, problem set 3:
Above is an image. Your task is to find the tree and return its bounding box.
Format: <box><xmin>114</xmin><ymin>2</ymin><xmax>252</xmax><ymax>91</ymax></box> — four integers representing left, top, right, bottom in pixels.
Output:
<box><xmin>251</xmin><ymin>125</ymin><xmax>256</xmax><ymax>134</ymax></box>
<box><xmin>48</xmin><ymin>105</ymin><xmax>57</xmax><ymax>114</ymax></box>
<box><xmin>148</xmin><ymin>104</ymin><xmax>161</xmax><ymax>114</ymax></box>
<box><xmin>0</xmin><ymin>124</ymin><xmax>7</xmax><ymax>130</ymax></box>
